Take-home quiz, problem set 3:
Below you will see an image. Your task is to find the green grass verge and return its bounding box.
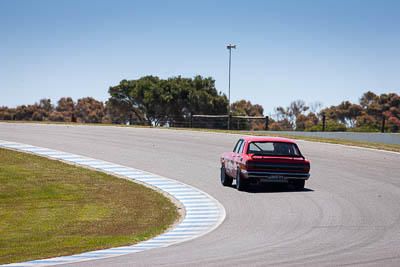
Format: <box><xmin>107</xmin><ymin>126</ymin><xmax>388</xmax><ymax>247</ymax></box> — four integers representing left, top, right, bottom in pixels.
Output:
<box><xmin>1</xmin><ymin>120</ymin><xmax>399</xmax><ymax>152</ymax></box>
<box><xmin>0</xmin><ymin>148</ymin><xmax>179</xmax><ymax>264</ymax></box>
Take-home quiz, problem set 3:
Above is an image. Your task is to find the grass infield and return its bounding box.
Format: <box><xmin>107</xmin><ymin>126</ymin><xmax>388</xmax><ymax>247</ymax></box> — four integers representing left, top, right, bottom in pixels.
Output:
<box><xmin>0</xmin><ymin>148</ymin><xmax>179</xmax><ymax>264</ymax></box>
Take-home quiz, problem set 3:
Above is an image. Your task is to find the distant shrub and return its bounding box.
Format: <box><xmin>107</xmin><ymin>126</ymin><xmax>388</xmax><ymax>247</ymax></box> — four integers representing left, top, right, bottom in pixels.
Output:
<box><xmin>49</xmin><ymin>112</ymin><xmax>66</xmax><ymax>122</ymax></box>
<box><xmin>305</xmin><ymin>121</ymin><xmax>347</xmax><ymax>132</ymax></box>
<box><xmin>270</xmin><ymin>122</ymin><xmax>283</xmax><ymax>131</ymax></box>
<box><xmin>32</xmin><ymin>111</ymin><xmax>43</xmax><ymax>121</ymax></box>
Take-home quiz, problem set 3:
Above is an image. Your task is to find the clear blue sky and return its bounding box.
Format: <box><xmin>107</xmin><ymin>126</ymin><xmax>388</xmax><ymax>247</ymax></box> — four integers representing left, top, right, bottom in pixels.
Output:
<box><xmin>1</xmin><ymin>0</ymin><xmax>399</xmax><ymax>116</ymax></box>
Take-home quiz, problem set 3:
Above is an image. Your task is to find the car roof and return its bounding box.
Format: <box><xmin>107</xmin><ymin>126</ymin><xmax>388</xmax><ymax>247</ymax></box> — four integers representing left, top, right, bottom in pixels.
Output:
<box><xmin>242</xmin><ymin>136</ymin><xmax>297</xmax><ymax>144</ymax></box>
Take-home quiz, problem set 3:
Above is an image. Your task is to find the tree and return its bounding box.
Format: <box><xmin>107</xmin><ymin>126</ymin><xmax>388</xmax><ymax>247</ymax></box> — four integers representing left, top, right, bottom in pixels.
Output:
<box><xmin>107</xmin><ymin>75</ymin><xmax>228</xmax><ymax>126</ymax></box>
<box><xmin>356</xmin><ymin>114</ymin><xmax>376</xmax><ymax>128</ymax></box>
<box><xmin>296</xmin><ymin>113</ymin><xmax>319</xmax><ymax>131</ymax></box>
<box><xmin>50</xmin><ymin>97</ymin><xmax>75</xmax><ymax>122</ymax></box>
<box><xmin>358</xmin><ymin>92</ymin><xmax>399</xmax><ymax>132</ymax></box>
<box><xmin>382</xmin><ymin>94</ymin><xmax>400</xmax><ymax>132</ymax></box>
<box><xmin>309</xmin><ymin>101</ymin><xmax>323</xmax><ymax>114</ymax></box>
<box><xmin>75</xmin><ymin>97</ymin><xmax>105</xmax><ymax>123</ymax></box>
<box><xmin>323</xmin><ymin>101</ymin><xmax>363</xmax><ymax>128</ymax></box>
<box><xmin>274</xmin><ymin>100</ymin><xmax>311</xmax><ymax>130</ymax></box>
<box><xmin>320</xmin><ymin>91</ymin><xmax>399</xmax><ymax>132</ymax></box>
<box><xmin>14</xmin><ymin>105</ymin><xmax>32</xmax><ymax>120</ymax></box>
<box><xmin>347</xmin><ymin>104</ymin><xmax>364</xmax><ymax>127</ymax></box>
<box><xmin>360</xmin><ymin>91</ymin><xmax>378</xmax><ymax>108</ymax></box>
<box><xmin>33</xmin><ymin>99</ymin><xmax>53</xmax><ymax>121</ymax></box>
<box><xmin>231</xmin><ymin>100</ymin><xmax>264</xmax><ymax>130</ymax></box>
<box><xmin>104</xmin><ymin>100</ymin><xmax>132</xmax><ymax>124</ymax></box>
<box><xmin>4</xmin><ymin>99</ymin><xmax>53</xmax><ymax>121</ymax></box>
<box><xmin>0</xmin><ymin>106</ymin><xmax>14</xmax><ymax>120</ymax></box>
<box><xmin>108</xmin><ymin>76</ymin><xmax>163</xmax><ymax>125</ymax></box>
<box><xmin>231</xmin><ymin>100</ymin><xmax>264</xmax><ymax>117</ymax></box>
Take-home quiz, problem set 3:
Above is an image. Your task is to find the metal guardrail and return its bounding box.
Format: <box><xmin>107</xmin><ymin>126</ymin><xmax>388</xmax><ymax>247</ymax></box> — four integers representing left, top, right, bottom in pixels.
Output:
<box><xmin>258</xmin><ymin>131</ymin><xmax>400</xmax><ymax>145</ymax></box>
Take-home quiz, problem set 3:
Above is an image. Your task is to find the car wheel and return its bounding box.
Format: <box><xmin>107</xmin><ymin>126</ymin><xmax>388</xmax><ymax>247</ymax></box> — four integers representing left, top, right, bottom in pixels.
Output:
<box><xmin>236</xmin><ymin>169</ymin><xmax>247</xmax><ymax>191</ymax></box>
<box><xmin>221</xmin><ymin>166</ymin><xmax>233</xmax><ymax>186</ymax></box>
<box><xmin>293</xmin><ymin>179</ymin><xmax>305</xmax><ymax>190</ymax></box>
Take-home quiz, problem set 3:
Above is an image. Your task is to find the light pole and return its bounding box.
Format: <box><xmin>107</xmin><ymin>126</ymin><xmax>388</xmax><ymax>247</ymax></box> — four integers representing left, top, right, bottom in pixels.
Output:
<box><xmin>227</xmin><ymin>44</ymin><xmax>236</xmax><ymax>130</ymax></box>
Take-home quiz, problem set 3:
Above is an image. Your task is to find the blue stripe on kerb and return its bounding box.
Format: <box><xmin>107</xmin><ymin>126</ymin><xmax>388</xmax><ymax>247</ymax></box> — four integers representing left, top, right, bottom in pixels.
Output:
<box><xmin>8</xmin><ymin>146</ymin><xmax>36</xmax><ymax>150</ymax></box>
<box><xmin>0</xmin><ymin>139</ymin><xmax>225</xmax><ymax>267</ymax></box>
<box><xmin>108</xmin><ymin>246</ymin><xmax>156</xmax><ymax>250</ymax></box>
<box><xmin>82</xmin><ymin>251</ymin><xmax>125</xmax><ymax>255</ymax></box>
<box><xmin>176</xmin><ymin>196</ymin><xmax>209</xmax><ymax>200</ymax></box>
<box><xmin>66</xmin><ymin>255</ymin><xmax>111</xmax><ymax>258</ymax></box>
<box><xmin>142</xmin><ymin>239</ymin><xmax>171</xmax><ymax>246</ymax></box>
<box><xmin>187</xmin><ymin>211</ymin><xmax>220</xmax><ymax>214</ymax></box>
<box><xmin>70</xmin><ymin>159</ymin><xmax>99</xmax><ymax>163</ymax></box>
<box><xmin>98</xmin><ymin>166</ymin><xmax>127</xmax><ymax>170</ymax></box>
<box><xmin>174</xmin><ymin>195</ymin><xmax>206</xmax><ymax>197</ymax></box>
<box><xmin>147</xmin><ymin>183</ymin><xmax>178</xmax><ymax>186</ymax></box>
<box><xmin>152</xmin><ymin>186</ymin><xmax>191</xmax><ymax>190</ymax></box>
<box><xmin>2</xmin><ymin>144</ymin><xmax>31</xmax><ymax>148</ymax></box>
<box><xmin>175</xmin><ymin>225</ymin><xmax>211</xmax><ymax>228</ymax></box>
<box><xmin>133</xmin><ymin>179</ymin><xmax>167</xmax><ymax>183</ymax></box>
<box><xmin>183</xmin><ymin>204</ymin><xmax>218</xmax><ymax>207</ymax></box>
<box><xmin>183</xmin><ymin>218</ymin><xmax>219</xmax><ymax>222</ymax></box>
<box><xmin>87</xmin><ymin>164</ymin><xmax>116</xmax><ymax>167</ymax></box>
<box><xmin>125</xmin><ymin>244</ymin><xmax>162</xmax><ymax>247</ymax></box>
<box><xmin>127</xmin><ymin>175</ymin><xmax>158</xmax><ymax>179</ymax></box>
<box><xmin>159</xmin><ymin>187</ymin><xmax>192</xmax><ymax>191</ymax></box>
<box><xmin>180</xmin><ymin>201</ymin><xmax>215</xmax><ymax>205</ymax></box>
<box><xmin>83</xmin><ymin>161</ymin><xmax>111</xmax><ymax>165</ymax></box>
<box><xmin>112</xmin><ymin>170</ymin><xmax>142</xmax><ymax>174</ymax></box>
<box><xmin>54</xmin><ymin>156</ymin><xmax>83</xmax><ymax>160</ymax></box>
<box><xmin>182</xmin><ymin>221</ymin><xmax>218</xmax><ymax>224</ymax></box>
<box><xmin>107</xmin><ymin>247</ymin><xmax>144</xmax><ymax>251</ymax></box>
<box><xmin>26</xmin><ymin>260</ymin><xmax>70</xmax><ymax>264</ymax></box>
<box><xmin>161</xmin><ymin>233</ymin><xmax>197</xmax><ymax>237</ymax></box>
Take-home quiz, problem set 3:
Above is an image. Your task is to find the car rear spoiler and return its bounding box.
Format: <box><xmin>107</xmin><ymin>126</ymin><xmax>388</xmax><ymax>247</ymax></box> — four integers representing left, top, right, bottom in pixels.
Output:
<box><xmin>250</xmin><ymin>153</ymin><xmax>305</xmax><ymax>159</ymax></box>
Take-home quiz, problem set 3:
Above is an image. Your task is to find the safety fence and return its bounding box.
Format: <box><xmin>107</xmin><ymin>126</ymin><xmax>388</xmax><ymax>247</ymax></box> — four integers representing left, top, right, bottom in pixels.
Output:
<box><xmin>129</xmin><ymin>115</ymin><xmax>269</xmax><ymax>131</ymax></box>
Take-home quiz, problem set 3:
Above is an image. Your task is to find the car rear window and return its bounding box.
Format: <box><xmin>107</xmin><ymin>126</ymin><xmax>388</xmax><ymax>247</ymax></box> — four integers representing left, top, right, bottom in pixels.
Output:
<box><xmin>247</xmin><ymin>141</ymin><xmax>301</xmax><ymax>157</ymax></box>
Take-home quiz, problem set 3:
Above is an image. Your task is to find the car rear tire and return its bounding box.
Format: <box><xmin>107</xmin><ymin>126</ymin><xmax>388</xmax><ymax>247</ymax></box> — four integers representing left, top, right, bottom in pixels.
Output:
<box><xmin>221</xmin><ymin>166</ymin><xmax>233</xmax><ymax>186</ymax></box>
<box><xmin>293</xmin><ymin>179</ymin><xmax>305</xmax><ymax>190</ymax></box>
<box><xmin>236</xmin><ymin>169</ymin><xmax>247</xmax><ymax>191</ymax></box>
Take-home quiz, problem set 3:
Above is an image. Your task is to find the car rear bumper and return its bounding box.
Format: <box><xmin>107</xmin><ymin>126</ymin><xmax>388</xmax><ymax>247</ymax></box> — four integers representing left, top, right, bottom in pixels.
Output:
<box><xmin>243</xmin><ymin>170</ymin><xmax>310</xmax><ymax>183</ymax></box>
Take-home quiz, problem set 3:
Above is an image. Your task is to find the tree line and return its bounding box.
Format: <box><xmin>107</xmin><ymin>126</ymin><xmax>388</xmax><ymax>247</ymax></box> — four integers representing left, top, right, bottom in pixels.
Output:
<box><xmin>0</xmin><ymin>76</ymin><xmax>228</xmax><ymax>125</ymax></box>
<box><xmin>271</xmin><ymin>91</ymin><xmax>399</xmax><ymax>132</ymax></box>
<box><xmin>0</xmin><ymin>97</ymin><xmax>106</xmax><ymax>123</ymax></box>
<box><xmin>0</xmin><ymin>75</ymin><xmax>399</xmax><ymax>132</ymax></box>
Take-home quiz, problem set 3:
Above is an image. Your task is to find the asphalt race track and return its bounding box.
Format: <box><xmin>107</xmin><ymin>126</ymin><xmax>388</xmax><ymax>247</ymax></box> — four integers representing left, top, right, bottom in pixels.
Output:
<box><xmin>1</xmin><ymin>123</ymin><xmax>400</xmax><ymax>267</ymax></box>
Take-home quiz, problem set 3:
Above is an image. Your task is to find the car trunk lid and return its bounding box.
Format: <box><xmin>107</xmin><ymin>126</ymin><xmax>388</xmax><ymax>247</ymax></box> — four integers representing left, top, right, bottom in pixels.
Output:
<box><xmin>247</xmin><ymin>156</ymin><xmax>310</xmax><ymax>173</ymax></box>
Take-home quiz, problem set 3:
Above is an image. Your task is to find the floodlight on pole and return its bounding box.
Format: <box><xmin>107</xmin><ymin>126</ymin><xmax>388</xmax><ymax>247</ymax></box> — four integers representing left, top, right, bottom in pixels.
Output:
<box><xmin>227</xmin><ymin>44</ymin><xmax>236</xmax><ymax>130</ymax></box>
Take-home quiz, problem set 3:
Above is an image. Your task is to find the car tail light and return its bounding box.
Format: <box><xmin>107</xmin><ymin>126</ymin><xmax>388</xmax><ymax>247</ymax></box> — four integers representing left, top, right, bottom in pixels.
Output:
<box><xmin>304</xmin><ymin>162</ymin><xmax>310</xmax><ymax>172</ymax></box>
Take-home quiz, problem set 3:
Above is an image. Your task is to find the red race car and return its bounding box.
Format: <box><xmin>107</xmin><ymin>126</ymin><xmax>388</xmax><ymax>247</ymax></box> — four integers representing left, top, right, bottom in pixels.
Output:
<box><xmin>220</xmin><ymin>137</ymin><xmax>310</xmax><ymax>191</ymax></box>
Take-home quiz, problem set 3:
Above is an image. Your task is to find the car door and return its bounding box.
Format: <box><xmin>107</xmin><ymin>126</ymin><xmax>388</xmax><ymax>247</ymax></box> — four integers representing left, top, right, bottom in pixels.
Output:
<box><xmin>233</xmin><ymin>139</ymin><xmax>245</xmax><ymax>178</ymax></box>
<box><xmin>237</xmin><ymin>140</ymin><xmax>247</xmax><ymax>170</ymax></box>
<box><xmin>229</xmin><ymin>139</ymin><xmax>243</xmax><ymax>177</ymax></box>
